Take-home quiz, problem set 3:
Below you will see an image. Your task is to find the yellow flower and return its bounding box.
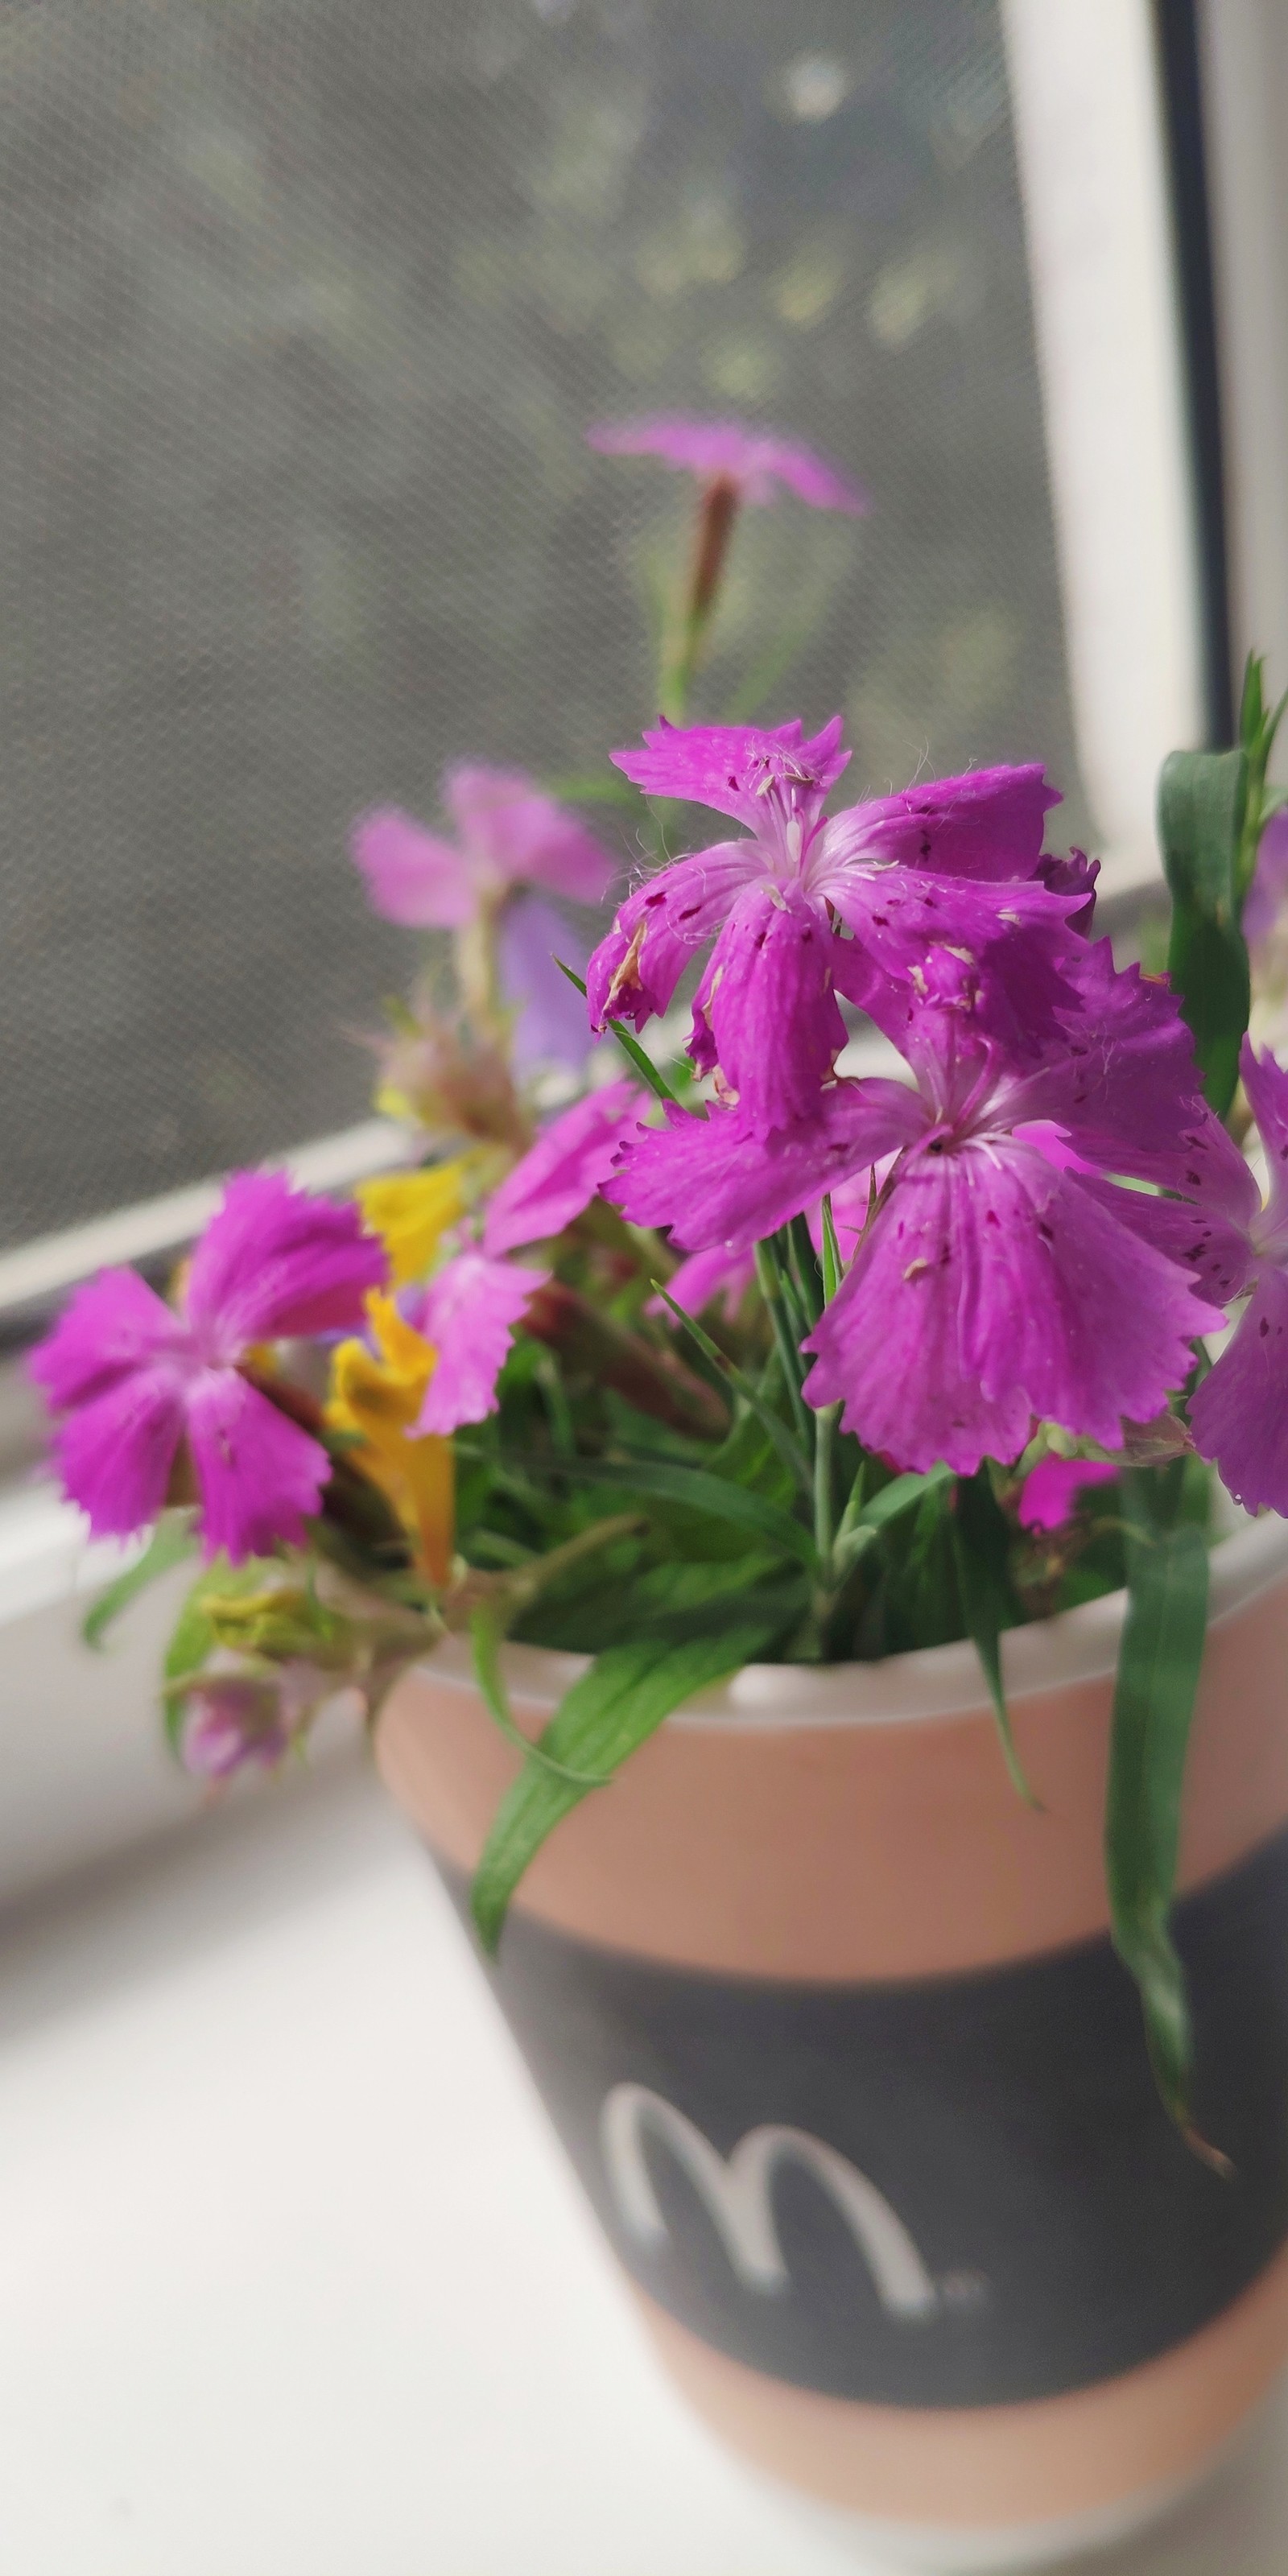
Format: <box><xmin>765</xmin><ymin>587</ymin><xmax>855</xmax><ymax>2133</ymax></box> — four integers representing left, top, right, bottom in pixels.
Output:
<box><xmin>357</xmin><ymin>1159</ymin><xmax>476</xmax><ymax>1286</ymax></box>
<box><xmin>327</xmin><ymin>1293</ymin><xmax>453</xmax><ymax>1584</ymax></box>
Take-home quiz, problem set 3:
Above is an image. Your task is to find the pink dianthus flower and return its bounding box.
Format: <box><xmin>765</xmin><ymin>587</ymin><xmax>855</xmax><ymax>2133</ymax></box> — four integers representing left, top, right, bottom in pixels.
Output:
<box><xmin>586</xmin><ymin>717</ymin><xmax>1091</xmax><ymax>1136</ymax></box>
<box><xmin>585</xmin><ymin>416</ymin><xmax>869</xmax><ymax>515</ymax></box>
<box><xmin>30</xmin><ymin>1173</ymin><xmax>386</xmax><ymax>1562</ymax></box>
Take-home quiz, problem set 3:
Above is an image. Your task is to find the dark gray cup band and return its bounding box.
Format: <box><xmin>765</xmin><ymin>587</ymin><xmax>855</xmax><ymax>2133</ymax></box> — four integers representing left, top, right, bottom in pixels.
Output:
<box><xmin>438</xmin><ymin>1826</ymin><xmax>1288</xmax><ymax>2408</ymax></box>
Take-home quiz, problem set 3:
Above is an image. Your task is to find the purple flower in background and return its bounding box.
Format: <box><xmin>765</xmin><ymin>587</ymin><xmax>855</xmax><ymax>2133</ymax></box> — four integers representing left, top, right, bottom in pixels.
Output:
<box><xmin>1187</xmin><ymin>1042</ymin><xmax>1288</xmax><ymax>1513</ymax></box>
<box><xmin>1018</xmin><ymin>1456</ymin><xmax>1119</xmax><ymax>1532</ymax></box>
<box><xmin>587</xmin><ymin>717</ymin><xmax>1080</xmax><ymax>1134</ymax></box>
<box><xmin>496</xmin><ymin>894</ymin><xmax>595</xmax><ymax>1076</ymax></box>
<box><xmin>353</xmin><ymin>766</ymin><xmax>614</xmax><ymax>926</ymax></box>
<box><xmin>484</xmin><ymin>1080</ymin><xmax>645</xmax><ymax>1257</ymax></box>
<box><xmin>1244</xmin><ymin>809</ymin><xmax>1288</xmax><ymax>944</ymax></box>
<box><xmin>29</xmin><ymin>1174</ymin><xmax>386</xmax><ymax>1561</ymax></box>
<box><xmin>613</xmin><ymin>952</ymin><xmax>1224</xmax><ymax>1476</ymax></box>
<box><xmin>353</xmin><ymin>766</ymin><xmax>615</xmax><ymax>1073</ymax></box>
<box><xmin>411</xmin><ymin>1251</ymin><xmax>547</xmax><ymax>1435</ymax></box>
<box><xmin>586</xmin><ymin>416</ymin><xmax>869</xmax><ymax>515</ymax></box>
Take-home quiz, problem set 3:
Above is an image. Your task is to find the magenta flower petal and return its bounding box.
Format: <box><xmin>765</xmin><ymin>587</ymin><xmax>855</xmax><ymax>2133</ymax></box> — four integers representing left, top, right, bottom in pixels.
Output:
<box><xmin>350</xmin><ymin>807</ymin><xmax>478</xmax><ymax>928</ymax></box>
<box><xmin>1018</xmin><ymin>1455</ymin><xmax>1119</xmax><ymax>1532</ymax></box>
<box><xmin>484</xmin><ymin>1080</ymin><xmax>643</xmax><ymax>1257</ymax></box>
<box><xmin>28</xmin><ymin>1266</ymin><xmax>184</xmax><ymax>1411</ymax></box>
<box><xmin>442</xmin><ymin>764</ymin><xmax>614</xmax><ymax>904</ymax></box>
<box><xmin>609</xmin><ymin>1080</ymin><xmax>926</xmax><ymax>1253</ymax></box>
<box><xmin>802</xmin><ymin>1146</ymin><xmax>1221</xmax><ymax>1476</ymax></box>
<box><xmin>186</xmin><ymin>1369</ymin><xmax>332</xmax><ymax>1562</ymax></box>
<box><xmin>586</xmin><ymin>416</ymin><xmax>868</xmax><ymax>514</ymax></box>
<box><xmin>184</xmin><ymin>1172</ymin><xmax>386</xmax><ymax>1352</ymax></box>
<box><xmin>611</xmin><ymin>718</ymin><xmax>849</xmax><ymax>832</ymax></box>
<box><xmin>650</xmin><ymin>1245</ymin><xmax>757</xmax><ymax>1319</ymax></box>
<box><xmin>587</xmin><ymin>841</ymin><xmax>760</xmax><ymax>1031</ymax></box>
<box><xmin>497</xmin><ymin>894</ymin><xmax>593</xmax><ymax>1073</ymax></box>
<box><xmin>52</xmin><ymin>1364</ymin><xmax>188</xmax><ymax>1541</ymax></box>
<box><xmin>1191</xmin><ymin>1269</ymin><xmax>1288</xmax><ymax>1513</ymax></box>
<box><xmin>822</xmin><ymin>765</ymin><xmax>1060</xmax><ymax>881</ymax></box>
<box><xmin>1065</xmin><ymin>1167</ymin><xmax>1255</xmax><ymax>1306</ymax></box>
<box><xmin>1241</xmin><ymin>1039</ymin><xmax>1288</xmax><ymax>1239</ymax></box>
<box><xmin>414</xmin><ymin>1253</ymin><xmax>546</xmax><ymax>1434</ymax></box>
<box><xmin>1004</xmin><ymin>951</ymin><xmax>1212</xmax><ymax>1180</ymax></box>
<box><xmin>689</xmin><ymin>882</ymin><xmax>847</xmax><ymax>1131</ymax></box>
<box><xmin>1035</xmin><ymin>848</ymin><xmax>1100</xmax><ymax>933</ymax></box>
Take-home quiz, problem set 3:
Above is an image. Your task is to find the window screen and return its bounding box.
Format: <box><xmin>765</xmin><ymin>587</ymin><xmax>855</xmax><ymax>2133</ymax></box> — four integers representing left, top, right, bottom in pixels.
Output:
<box><xmin>2</xmin><ymin>0</ymin><xmax>1090</xmax><ymax>1254</ymax></box>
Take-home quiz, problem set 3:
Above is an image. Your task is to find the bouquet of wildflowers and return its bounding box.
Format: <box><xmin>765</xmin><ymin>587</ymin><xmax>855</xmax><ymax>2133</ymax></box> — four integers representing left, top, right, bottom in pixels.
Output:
<box><xmin>31</xmin><ymin>416</ymin><xmax>1288</xmax><ymax>2140</ymax></box>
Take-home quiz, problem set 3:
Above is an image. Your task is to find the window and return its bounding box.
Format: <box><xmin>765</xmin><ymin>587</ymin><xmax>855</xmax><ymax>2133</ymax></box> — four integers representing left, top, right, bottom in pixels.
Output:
<box><xmin>3</xmin><ymin>0</ymin><xmax>1109</xmax><ymax>1261</ymax></box>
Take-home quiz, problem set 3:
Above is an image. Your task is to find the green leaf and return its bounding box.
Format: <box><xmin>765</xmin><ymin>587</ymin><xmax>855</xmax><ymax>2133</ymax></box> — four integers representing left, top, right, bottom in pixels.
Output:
<box><xmin>1158</xmin><ymin>746</ymin><xmax>1250</xmax><ymax>1117</ymax></box>
<box><xmin>493</xmin><ymin>1448</ymin><xmax>819</xmax><ymax>1569</ymax></box>
<box><xmin>857</xmin><ymin>1463</ymin><xmax>952</xmax><ymax>1534</ymax></box>
<box><xmin>469</xmin><ymin>1608</ymin><xmax>611</xmax><ymax>1786</ymax></box>
<box><xmin>553</xmin><ymin>958</ymin><xmax>682</xmax><ymax>1108</ymax></box>
<box><xmin>1104</xmin><ymin>1472</ymin><xmax>1212</xmax><ymax>2142</ymax></box>
<box><xmin>753</xmin><ymin>1239</ymin><xmax>811</xmax><ymax>1450</ymax></box>
<box><xmin>950</xmin><ymin>1475</ymin><xmax>1037</xmax><ymax>1806</ymax></box>
<box><xmin>470</xmin><ymin>1623</ymin><xmax>776</xmax><ymax>1949</ymax></box>
<box><xmin>819</xmin><ymin>1195</ymin><xmax>842</xmax><ymax>1304</ymax></box>
<box><xmin>651</xmin><ymin>1283</ymin><xmax>811</xmax><ymax>1496</ymax></box>
<box><xmin>82</xmin><ymin>1513</ymin><xmax>196</xmax><ymax>1649</ymax></box>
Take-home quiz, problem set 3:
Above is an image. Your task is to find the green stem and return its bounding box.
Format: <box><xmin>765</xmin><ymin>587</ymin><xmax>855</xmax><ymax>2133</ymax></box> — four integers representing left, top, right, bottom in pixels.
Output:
<box><xmin>754</xmin><ymin>1241</ymin><xmax>811</xmax><ymax>1452</ymax></box>
<box><xmin>813</xmin><ymin>1401</ymin><xmax>840</xmax><ymax>1565</ymax></box>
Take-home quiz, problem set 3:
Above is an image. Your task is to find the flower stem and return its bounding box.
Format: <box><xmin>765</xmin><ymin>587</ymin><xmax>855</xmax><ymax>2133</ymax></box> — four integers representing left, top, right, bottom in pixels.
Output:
<box><xmin>813</xmin><ymin>1400</ymin><xmax>840</xmax><ymax>1565</ymax></box>
<box><xmin>660</xmin><ymin>475</ymin><xmax>741</xmax><ymax>722</ymax></box>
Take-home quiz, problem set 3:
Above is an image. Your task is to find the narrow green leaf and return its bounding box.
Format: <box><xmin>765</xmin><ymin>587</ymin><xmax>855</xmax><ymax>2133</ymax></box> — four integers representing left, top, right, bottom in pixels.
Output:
<box><xmin>554</xmin><ymin>959</ymin><xmax>681</xmax><ymax>1107</ymax></box>
<box><xmin>651</xmin><ymin>1283</ymin><xmax>811</xmax><ymax>1495</ymax></box>
<box><xmin>819</xmin><ymin>1195</ymin><xmax>842</xmax><ymax>1304</ymax></box>
<box><xmin>82</xmin><ymin>1513</ymin><xmax>196</xmax><ymax>1649</ymax></box>
<box><xmin>471</xmin><ymin>1623</ymin><xmax>775</xmax><ymax>1949</ymax></box>
<box><xmin>950</xmin><ymin>1476</ymin><xmax>1037</xmax><ymax>1807</ymax></box>
<box><xmin>495</xmin><ymin>1447</ymin><xmax>819</xmax><ymax>1569</ymax></box>
<box><xmin>1105</xmin><ymin>1476</ymin><xmax>1212</xmax><ymax>2143</ymax></box>
<box><xmin>469</xmin><ymin>1608</ymin><xmax>610</xmax><ymax>1785</ymax></box>
<box><xmin>753</xmin><ymin>1238</ymin><xmax>812</xmax><ymax>1449</ymax></box>
<box><xmin>1158</xmin><ymin>746</ymin><xmax>1250</xmax><ymax>1117</ymax></box>
<box><xmin>544</xmin><ymin>771</ymin><xmax>644</xmax><ymax>809</ymax></box>
<box><xmin>858</xmin><ymin>1463</ymin><xmax>952</xmax><ymax>1533</ymax></box>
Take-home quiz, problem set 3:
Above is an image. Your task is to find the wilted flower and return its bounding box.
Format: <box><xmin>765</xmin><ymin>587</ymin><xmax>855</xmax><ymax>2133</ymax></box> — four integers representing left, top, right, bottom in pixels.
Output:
<box><xmin>30</xmin><ymin>1174</ymin><xmax>386</xmax><ymax>1562</ymax></box>
<box><xmin>180</xmin><ymin>1673</ymin><xmax>295</xmax><ymax>1779</ymax></box>
<box><xmin>585</xmin><ymin>416</ymin><xmax>869</xmax><ymax>515</ymax></box>
<box><xmin>373</xmin><ymin>1003</ymin><xmax>530</xmax><ymax>1154</ymax></box>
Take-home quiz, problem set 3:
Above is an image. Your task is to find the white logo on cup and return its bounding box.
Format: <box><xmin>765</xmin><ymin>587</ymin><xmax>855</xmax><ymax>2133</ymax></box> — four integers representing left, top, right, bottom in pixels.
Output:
<box><xmin>601</xmin><ymin>2082</ymin><xmax>945</xmax><ymax>2317</ymax></box>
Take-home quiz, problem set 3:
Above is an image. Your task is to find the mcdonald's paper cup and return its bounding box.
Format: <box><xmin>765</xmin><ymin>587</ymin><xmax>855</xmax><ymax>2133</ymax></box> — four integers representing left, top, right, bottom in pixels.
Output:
<box><xmin>375</xmin><ymin>1510</ymin><xmax>1288</xmax><ymax>2570</ymax></box>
